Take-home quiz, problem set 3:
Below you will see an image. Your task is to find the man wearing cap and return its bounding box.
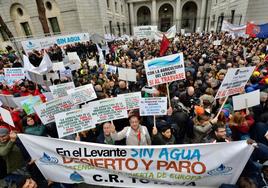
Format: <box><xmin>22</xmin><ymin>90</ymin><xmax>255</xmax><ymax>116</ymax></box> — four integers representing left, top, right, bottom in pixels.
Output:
<box><xmin>0</xmin><ymin>126</ymin><xmax>24</xmax><ymax>176</ymax></box>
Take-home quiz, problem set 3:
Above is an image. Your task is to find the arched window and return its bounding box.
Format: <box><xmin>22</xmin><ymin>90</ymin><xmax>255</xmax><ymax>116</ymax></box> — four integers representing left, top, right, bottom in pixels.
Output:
<box><xmin>137</xmin><ymin>6</ymin><xmax>151</xmax><ymax>26</ymax></box>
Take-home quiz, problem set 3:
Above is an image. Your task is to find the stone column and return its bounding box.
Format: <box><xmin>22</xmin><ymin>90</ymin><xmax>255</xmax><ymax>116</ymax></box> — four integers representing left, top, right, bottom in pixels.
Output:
<box><xmin>151</xmin><ymin>0</ymin><xmax>157</xmax><ymax>25</ymax></box>
<box><xmin>176</xmin><ymin>0</ymin><xmax>181</xmax><ymax>31</ymax></box>
<box><xmin>129</xmin><ymin>3</ymin><xmax>135</xmax><ymax>33</ymax></box>
<box><xmin>199</xmin><ymin>0</ymin><xmax>207</xmax><ymax>31</ymax></box>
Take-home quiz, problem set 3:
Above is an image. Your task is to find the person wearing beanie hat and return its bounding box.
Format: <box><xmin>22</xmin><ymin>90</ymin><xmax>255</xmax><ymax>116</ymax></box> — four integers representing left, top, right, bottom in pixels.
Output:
<box><xmin>152</xmin><ymin>122</ymin><xmax>175</xmax><ymax>145</ymax></box>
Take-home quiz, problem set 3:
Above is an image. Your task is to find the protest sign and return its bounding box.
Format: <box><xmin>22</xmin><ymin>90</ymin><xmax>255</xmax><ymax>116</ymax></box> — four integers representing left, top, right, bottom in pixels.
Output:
<box><xmin>28</xmin><ymin>70</ymin><xmax>46</xmax><ymax>85</ymax></box>
<box><xmin>18</xmin><ymin>134</ymin><xmax>254</xmax><ymax>188</ymax></box>
<box><xmin>66</xmin><ymin>84</ymin><xmax>97</xmax><ymax>105</ymax></box>
<box><xmin>106</xmin><ymin>64</ymin><xmax>117</xmax><ymax>74</ymax></box>
<box><xmin>118</xmin><ymin>92</ymin><xmax>141</xmax><ymax>110</ymax></box>
<box><xmin>0</xmin><ymin>94</ymin><xmax>17</xmax><ymax>108</ymax></box>
<box><xmin>33</xmin><ymin>96</ymin><xmax>77</xmax><ymax>124</ymax></box>
<box><xmin>4</xmin><ymin>68</ymin><xmax>25</xmax><ymax>86</ymax></box>
<box><xmin>133</xmin><ymin>25</ymin><xmax>158</xmax><ymax>39</ymax></box>
<box><xmin>144</xmin><ymin>53</ymin><xmax>185</xmax><ymax>86</ymax></box>
<box><xmin>85</xmin><ymin>96</ymin><xmax>127</xmax><ymax>124</ymax></box>
<box><xmin>87</xmin><ymin>59</ymin><xmax>98</xmax><ymax>67</ymax></box>
<box><xmin>52</xmin><ymin>62</ymin><xmax>66</xmax><ymax>71</ymax></box>
<box><xmin>55</xmin><ymin>108</ymin><xmax>96</xmax><ymax>138</ymax></box>
<box><xmin>20</xmin><ymin>96</ymin><xmax>43</xmax><ymax>115</ymax></box>
<box><xmin>42</xmin><ymin>92</ymin><xmax>54</xmax><ymax>101</ymax></box>
<box><xmin>59</xmin><ymin>69</ymin><xmax>73</xmax><ymax>80</ymax></box>
<box><xmin>118</xmin><ymin>67</ymin><xmax>137</xmax><ymax>82</ymax></box>
<box><xmin>46</xmin><ymin>72</ymin><xmax>60</xmax><ymax>81</ymax></box>
<box><xmin>67</xmin><ymin>52</ymin><xmax>82</xmax><ymax>70</ymax></box>
<box><xmin>0</xmin><ymin>107</ymin><xmax>15</xmax><ymax>127</ymax></box>
<box><xmin>21</xmin><ymin>33</ymin><xmax>90</xmax><ymax>54</ymax></box>
<box><xmin>139</xmin><ymin>97</ymin><xmax>167</xmax><ymax>116</ymax></box>
<box><xmin>49</xmin><ymin>82</ymin><xmax>75</xmax><ymax>99</ymax></box>
<box><xmin>215</xmin><ymin>66</ymin><xmax>255</xmax><ymax>99</ymax></box>
<box><xmin>232</xmin><ymin>90</ymin><xmax>260</xmax><ymax>111</ymax></box>
<box><xmin>13</xmin><ymin>96</ymin><xmax>32</xmax><ymax>108</ymax></box>
<box><xmin>213</xmin><ymin>40</ymin><xmax>222</xmax><ymax>46</ymax></box>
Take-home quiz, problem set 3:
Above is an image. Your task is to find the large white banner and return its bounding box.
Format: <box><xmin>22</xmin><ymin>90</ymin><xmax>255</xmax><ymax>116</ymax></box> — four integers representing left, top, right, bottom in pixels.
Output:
<box><xmin>21</xmin><ymin>33</ymin><xmax>90</xmax><ymax>54</ymax></box>
<box><xmin>221</xmin><ymin>20</ymin><xmax>247</xmax><ymax>38</ymax></box>
<box><xmin>144</xmin><ymin>53</ymin><xmax>185</xmax><ymax>86</ymax></box>
<box><xmin>55</xmin><ymin>108</ymin><xmax>95</xmax><ymax>138</ymax></box>
<box><xmin>215</xmin><ymin>67</ymin><xmax>255</xmax><ymax>99</ymax></box>
<box><xmin>133</xmin><ymin>26</ymin><xmax>158</xmax><ymax>39</ymax></box>
<box><xmin>66</xmin><ymin>84</ymin><xmax>97</xmax><ymax>105</ymax></box>
<box><xmin>18</xmin><ymin>134</ymin><xmax>254</xmax><ymax>188</ymax></box>
<box><xmin>34</xmin><ymin>96</ymin><xmax>77</xmax><ymax>124</ymax></box>
<box><xmin>84</xmin><ymin>96</ymin><xmax>127</xmax><ymax>124</ymax></box>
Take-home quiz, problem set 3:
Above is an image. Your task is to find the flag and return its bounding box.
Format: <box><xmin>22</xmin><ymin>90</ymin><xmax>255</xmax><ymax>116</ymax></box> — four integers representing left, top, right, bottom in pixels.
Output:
<box><xmin>159</xmin><ymin>34</ymin><xmax>170</xmax><ymax>56</ymax></box>
<box><xmin>23</xmin><ymin>55</ymin><xmax>35</xmax><ymax>80</ymax></box>
<box><xmin>96</xmin><ymin>44</ymin><xmax>105</xmax><ymax>64</ymax></box>
<box><xmin>246</xmin><ymin>22</ymin><xmax>268</xmax><ymax>38</ymax></box>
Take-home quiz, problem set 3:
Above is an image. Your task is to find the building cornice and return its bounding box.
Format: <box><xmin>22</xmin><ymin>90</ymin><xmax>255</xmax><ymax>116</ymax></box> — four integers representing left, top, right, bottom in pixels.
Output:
<box><xmin>127</xmin><ymin>0</ymin><xmax>151</xmax><ymax>4</ymax></box>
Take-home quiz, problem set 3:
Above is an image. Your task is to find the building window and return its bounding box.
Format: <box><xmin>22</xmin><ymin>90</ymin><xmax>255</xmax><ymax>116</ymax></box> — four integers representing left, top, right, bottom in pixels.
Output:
<box><xmin>117</xmin><ymin>22</ymin><xmax>121</xmax><ymax>36</ymax></box>
<box><xmin>17</xmin><ymin>8</ymin><xmax>24</xmax><ymax>16</ymax></box>
<box><xmin>109</xmin><ymin>20</ymin><xmax>112</xmax><ymax>34</ymax></box>
<box><xmin>48</xmin><ymin>17</ymin><xmax>61</xmax><ymax>34</ymax></box>
<box><xmin>106</xmin><ymin>0</ymin><xmax>110</xmax><ymax>9</ymax></box>
<box><xmin>216</xmin><ymin>13</ymin><xmax>224</xmax><ymax>32</ymax></box>
<box><xmin>0</xmin><ymin>27</ymin><xmax>9</xmax><ymax>41</ymax></box>
<box><xmin>115</xmin><ymin>2</ymin><xmax>118</xmax><ymax>12</ymax></box>
<box><xmin>20</xmin><ymin>22</ymin><xmax>32</xmax><ymax>37</ymax></box>
<box><xmin>123</xmin><ymin>22</ymin><xmax>126</xmax><ymax>33</ymax></box>
<box><xmin>121</xmin><ymin>4</ymin><xmax>123</xmax><ymax>13</ymax></box>
<box><xmin>46</xmin><ymin>1</ymin><xmax>52</xmax><ymax>10</ymax></box>
<box><xmin>211</xmin><ymin>14</ymin><xmax>216</xmax><ymax>27</ymax></box>
<box><xmin>231</xmin><ymin>10</ymin><xmax>235</xmax><ymax>24</ymax></box>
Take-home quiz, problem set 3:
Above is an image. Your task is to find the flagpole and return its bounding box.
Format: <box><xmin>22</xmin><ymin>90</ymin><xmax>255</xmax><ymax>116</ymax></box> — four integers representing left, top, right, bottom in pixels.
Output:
<box><xmin>166</xmin><ymin>83</ymin><xmax>171</xmax><ymax>107</ymax></box>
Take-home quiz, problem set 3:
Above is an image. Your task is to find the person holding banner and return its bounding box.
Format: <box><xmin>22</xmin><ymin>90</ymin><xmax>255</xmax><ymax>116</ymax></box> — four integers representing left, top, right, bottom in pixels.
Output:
<box><xmin>22</xmin><ymin>115</ymin><xmax>46</xmax><ymax>137</ymax></box>
<box><xmin>152</xmin><ymin>122</ymin><xmax>175</xmax><ymax>145</ymax></box>
<box><xmin>111</xmin><ymin>115</ymin><xmax>151</xmax><ymax>145</ymax></box>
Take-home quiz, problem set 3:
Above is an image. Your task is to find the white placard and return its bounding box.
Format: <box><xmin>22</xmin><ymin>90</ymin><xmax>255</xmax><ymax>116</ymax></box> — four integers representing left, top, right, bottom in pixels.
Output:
<box><xmin>0</xmin><ymin>107</ymin><xmax>15</xmax><ymax>127</ymax></box>
<box><xmin>232</xmin><ymin>90</ymin><xmax>260</xmax><ymax>111</ymax></box>
<box><xmin>133</xmin><ymin>25</ymin><xmax>158</xmax><ymax>39</ymax></box>
<box><xmin>215</xmin><ymin>66</ymin><xmax>255</xmax><ymax>99</ymax></box>
<box><xmin>55</xmin><ymin>108</ymin><xmax>96</xmax><ymax>138</ymax></box>
<box><xmin>66</xmin><ymin>84</ymin><xmax>97</xmax><ymax>105</ymax></box>
<box><xmin>67</xmin><ymin>52</ymin><xmax>82</xmax><ymax>70</ymax></box>
<box><xmin>52</xmin><ymin>62</ymin><xmax>66</xmax><ymax>71</ymax></box>
<box><xmin>4</xmin><ymin>68</ymin><xmax>25</xmax><ymax>86</ymax></box>
<box><xmin>49</xmin><ymin>82</ymin><xmax>75</xmax><ymax>99</ymax></box>
<box><xmin>85</xmin><ymin>96</ymin><xmax>128</xmax><ymax>124</ymax></box>
<box><xmin>118</xmin><ymin>67</ymin><xmax>136</xmax><ymax>82</ymax></box>
<box><xmin>139</xmin><ymin>97</ymin><xmax>167</xmax><ymax>116</ymax></box>
<box><xmin>213</xmin><ymin>40</ymin><xmax>222</xmax><ymax>46</ymax></box>
<box><xmin>118</xmin><ymin>92</ymin><xmax>141</xmax><ymax>110</ymax></box>
<box><xmin>33</xmin><ymin>96</ymin><xmax>77</xmax><ymax>125</ymax></box>
<box><xmin>144</xmin><ymin>53</ymin><xmax>185</xmax><ymax>86</ymax></box>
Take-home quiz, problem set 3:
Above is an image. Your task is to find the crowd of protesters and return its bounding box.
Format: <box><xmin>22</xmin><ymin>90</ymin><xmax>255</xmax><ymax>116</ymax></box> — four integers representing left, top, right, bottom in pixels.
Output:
<box><xmin>1</xmin><ymin>31</ymin><xmax>268</xmax><ymax>187</ymax></box>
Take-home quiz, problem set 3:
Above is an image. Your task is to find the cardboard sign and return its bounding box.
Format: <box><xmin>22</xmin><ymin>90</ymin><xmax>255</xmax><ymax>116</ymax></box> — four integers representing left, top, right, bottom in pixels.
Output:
<box><xmin>49</xmin><ymin>82</ymin><xmax>75</xmax><ymax>99</ymax></box>
<box><xmin>139</xmin><ymin>97</ymin><xmax>167</xmax><ymax>116</ymax></box>
<box><xmin>33</xmin><ymin>96</ymin><xmax>77</xmax><ymax>124</ymax></box>
<box><xmin>118</xmin><ymin>92</ymin><xmax>141</xmax><ymax>110</ymax></box>
<box><xmin>46</xmin><ymin>72</ymin><xmax>59</xmax><ymax>81</ymax></box>
<box><xmin>232</xmin><ymin>90</ymin><xmax>260</xmax><ymax>111</ymax></box>
<box><xmin>52</xmin><ymin>62</ymin><xmax>66</xmax><ymax>71</ymax></box>
<box><xmin>0</xmin><ymin>107</ymin><xmax>15</xmax><ymax>127</ymax></box>
<box><xmin>133</xmin><ymin>25</ymin><xmax>158</xmax><ymax>39</ymax></box>
<box><xmin>55</xmin><ymin>108</ymin><xmax>96</xmax><ymax>138</ymax></box>
<box><xmin>66</xmin><ymin>84</ymin><xmax>97</xmax><ymax>105</ymax></box>
<box><xmin>215</xmin><ymin>66</ymin><xmax>255</xmax><ymax>99</ymax></box>
<box><xmin>118</xmin><ymin>67</ymin><xmax>136</xmax><ymax>82</ymax></box>
<box><xmin>67</xmin><ymin>52</ymin><xmax>82</xmax><ymax>70</ymax></box>
<box><xmin>85</xmin><ymin>96</ymin><xmax>127</xmax><ymax>124</ymax></box>
<box><xmin>4</xmin><ymin>68</ymin><xmax>25</xmax><ymax>86</ymax></box>
<box><xmin>144</xmin><ymin>53</ymin><xmax>185</xmax><ymax>86</ymax></box>
<box><xmin>20</xmin><ymin>96</ymin><xmax>43</xmax><ymax>115</ymax></box>
<box><xmin>28</xmin><ymin>70</ymin><xmax>46</xmax><ymax>85</ymax></box>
